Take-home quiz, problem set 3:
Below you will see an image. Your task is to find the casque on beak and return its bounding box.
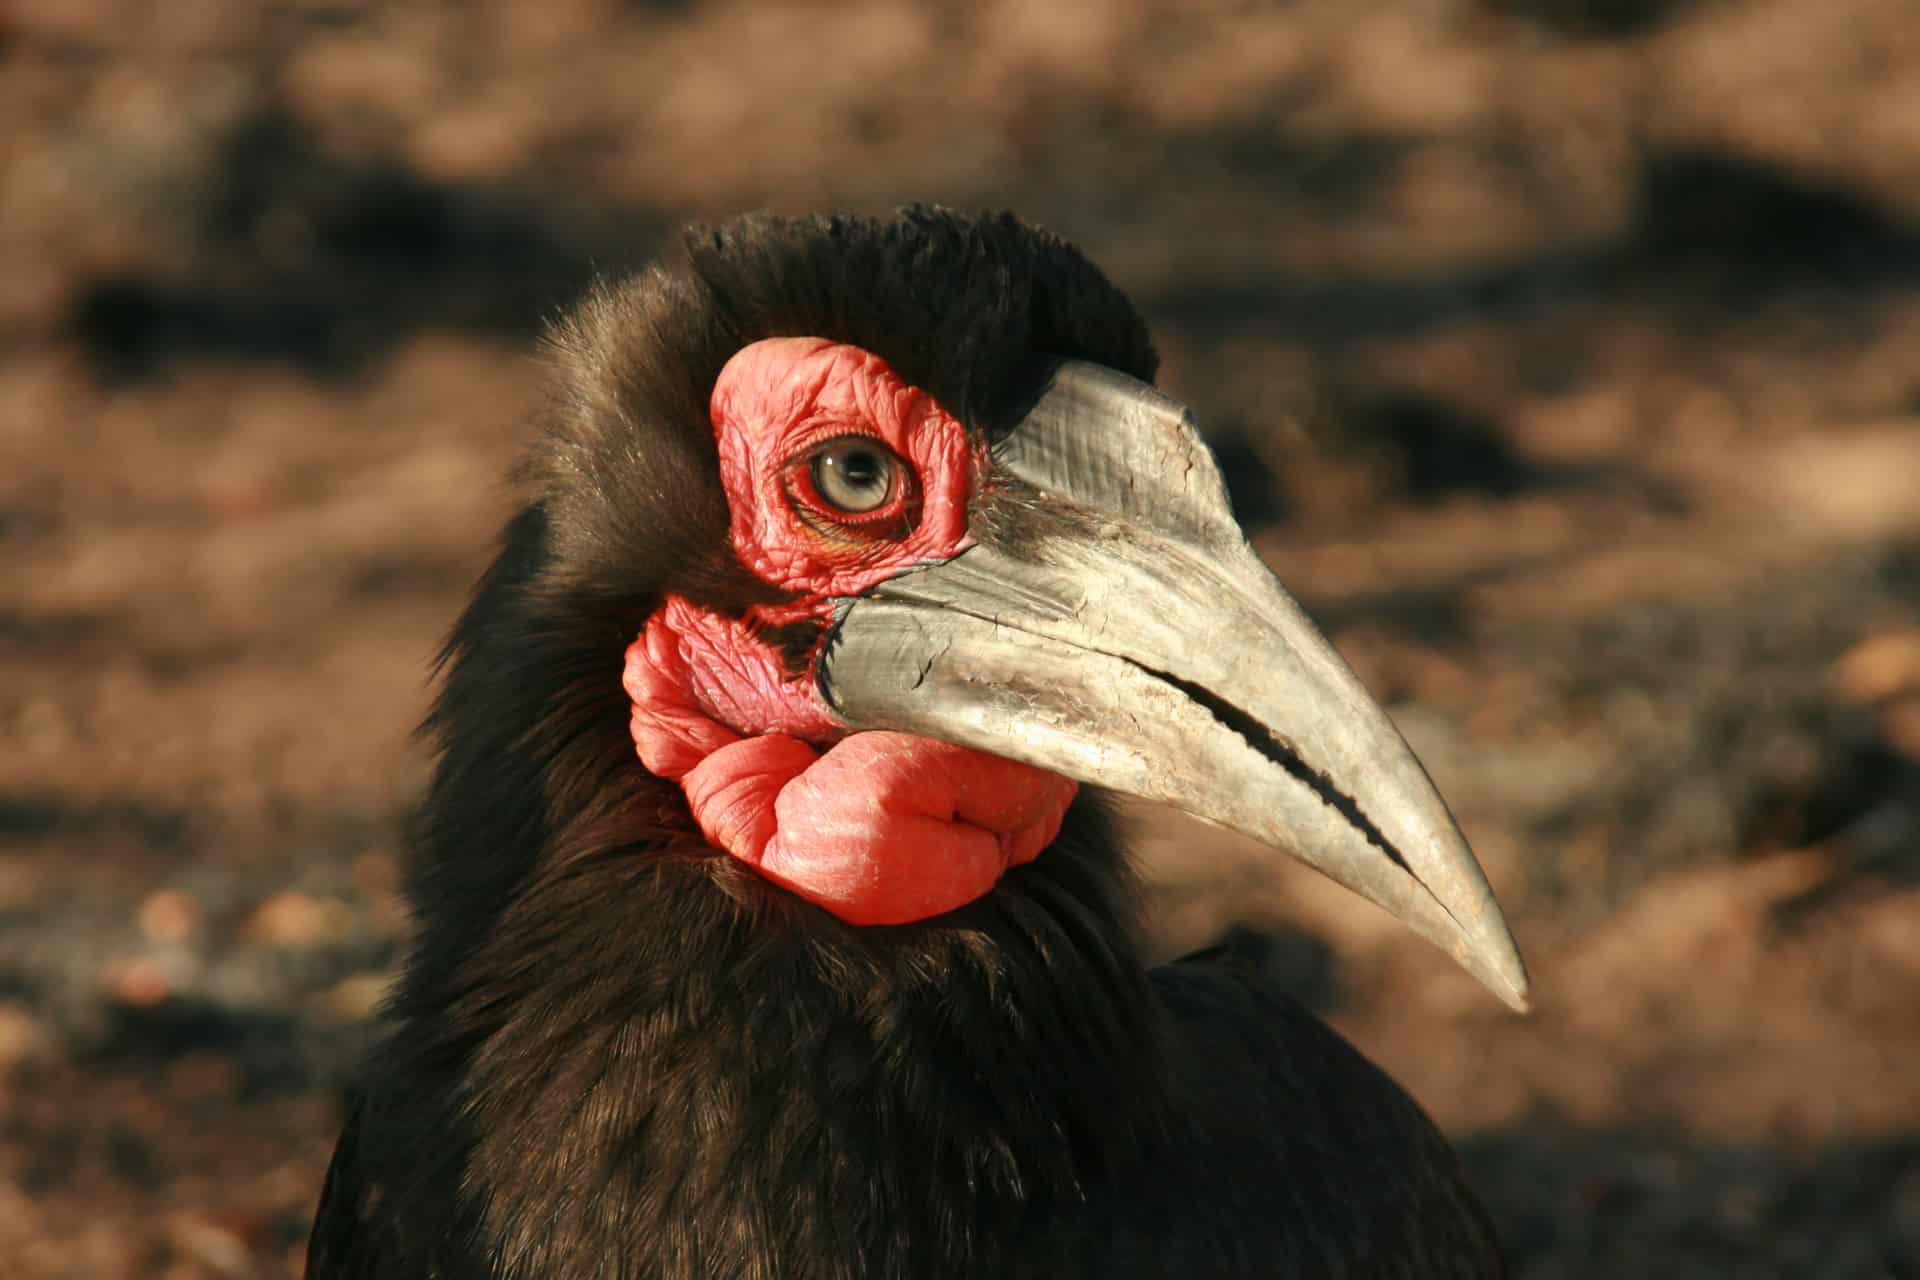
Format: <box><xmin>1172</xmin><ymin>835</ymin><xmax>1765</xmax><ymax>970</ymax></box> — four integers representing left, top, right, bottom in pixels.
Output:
<box><xmin>820</xmin><ymin>361</ymin><xmax>1529</xmax><ymax>1011</ymax></box>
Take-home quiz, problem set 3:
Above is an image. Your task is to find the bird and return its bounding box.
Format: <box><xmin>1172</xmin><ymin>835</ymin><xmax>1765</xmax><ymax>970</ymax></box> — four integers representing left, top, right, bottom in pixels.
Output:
<box><xmin>305</xmin><ymin>207</ymin><xmax>1530</xmax><ymax>1280</ymax></box>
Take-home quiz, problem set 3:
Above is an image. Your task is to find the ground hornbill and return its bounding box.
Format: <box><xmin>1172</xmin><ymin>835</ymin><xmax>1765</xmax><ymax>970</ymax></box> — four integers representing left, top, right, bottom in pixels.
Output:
<box><xmin>307</xmin><ymin>207</ymin><xmax>1530</xmax><ymax>1279</ymax></box>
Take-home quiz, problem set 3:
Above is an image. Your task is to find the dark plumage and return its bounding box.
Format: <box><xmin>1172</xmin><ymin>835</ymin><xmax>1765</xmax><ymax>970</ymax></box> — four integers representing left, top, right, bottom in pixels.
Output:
<box><xmin>307</xmin><ymin>208</ymin><xmax>1509</xmax><ymax>1279</ymax></box>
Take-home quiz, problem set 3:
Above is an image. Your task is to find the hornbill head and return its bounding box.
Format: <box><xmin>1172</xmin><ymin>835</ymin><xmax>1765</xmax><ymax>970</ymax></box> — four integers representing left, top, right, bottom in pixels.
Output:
<box><xmin>543</xmin><ymin>208</ymin><xmax>1527</xmax><ymax>1011</ymax></box>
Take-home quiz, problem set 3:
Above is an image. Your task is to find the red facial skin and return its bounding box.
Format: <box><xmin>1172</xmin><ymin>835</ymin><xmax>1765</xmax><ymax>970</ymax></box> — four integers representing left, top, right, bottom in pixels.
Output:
<box><xmin>623</xmin><ymin>338</ymin><xmax>1077</xmax><ymax>926</ymax></box>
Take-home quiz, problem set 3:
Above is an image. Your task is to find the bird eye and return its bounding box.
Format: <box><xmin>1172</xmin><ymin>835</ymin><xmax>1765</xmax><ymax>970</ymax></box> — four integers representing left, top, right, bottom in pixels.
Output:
<box><xmin>808</xmin><ymin>438</ymin><xmax>898</xmax><ymax>515</ymax></box>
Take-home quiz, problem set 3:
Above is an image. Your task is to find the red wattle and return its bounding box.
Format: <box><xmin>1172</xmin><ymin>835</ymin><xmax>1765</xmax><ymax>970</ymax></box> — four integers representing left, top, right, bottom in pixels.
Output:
<box><xmin>624</xmin><ymin>603</ymin><xmax>1077</xmax><ymax>925</ymax></box>
<box><xmin>758</xmin><ymin>733</ymin><xmax>1076</xmax><ymax>925</ymax></box>
<box><xmin>620</xmin><ymin>337</ymin><xmax>1077</xmax><ymax>925</ymax></box>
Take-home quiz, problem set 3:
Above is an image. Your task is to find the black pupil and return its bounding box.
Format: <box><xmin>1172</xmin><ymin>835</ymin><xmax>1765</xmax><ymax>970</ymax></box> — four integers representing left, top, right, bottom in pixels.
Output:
<box><xmin>840</xmin><ymin>452</ymin><xmax>880</xmax><ymax>487</ymax></box>
<box><xmin>814</xmin><ymin>443</ymin><xmax>892</xmax><ymax>512</ymax></box>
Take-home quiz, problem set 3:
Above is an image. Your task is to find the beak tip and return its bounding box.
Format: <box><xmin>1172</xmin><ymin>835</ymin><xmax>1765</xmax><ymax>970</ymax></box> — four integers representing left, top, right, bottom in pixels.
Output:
<box><xmin>1493</xmin><ymin>973</ymin><xmax>1532</xmax><ymax>1015</ymax></box>
<box><xmin>1463</xmin><ymin>930</ymin><xmax>1531</xmax><ymax>1014</ymax></box>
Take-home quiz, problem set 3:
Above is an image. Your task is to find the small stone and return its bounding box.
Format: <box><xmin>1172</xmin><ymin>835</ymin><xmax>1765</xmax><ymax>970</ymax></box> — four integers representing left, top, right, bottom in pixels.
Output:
<box><xmin>0</xmin><ymin>1001</ymin><xmax>49</xmax><ymax>1069</ymax></box>
<box><xmin>139</xmin><ymin>889</ymin><xmax>203</xmax><ymax>944</ymax></box>
<box><xmin>1833</xmin><ymin>631</ymin><xmax>1920</xmax><ymax>705</ymax></box>
<box><xmin>105</xmin><ymin>957</ymin><xmax>171</xmax><ymax>1007</ymax></box>
<box><xmin>245</xmin><ymin>892</ymin><xmax>353</xmax><ymax>948</ymax></box>
<box><xmin>325</xmin><ymin>970</ymin><xmax>395</xmax><ymax>1022</ymax></box>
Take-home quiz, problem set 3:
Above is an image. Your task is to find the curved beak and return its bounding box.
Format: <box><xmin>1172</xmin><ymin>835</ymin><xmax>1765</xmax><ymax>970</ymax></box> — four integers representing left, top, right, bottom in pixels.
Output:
<box><xmin>820</xmin><ymin>362</ymin><xmax>1529</xmax><ymax>1012</ymax></box>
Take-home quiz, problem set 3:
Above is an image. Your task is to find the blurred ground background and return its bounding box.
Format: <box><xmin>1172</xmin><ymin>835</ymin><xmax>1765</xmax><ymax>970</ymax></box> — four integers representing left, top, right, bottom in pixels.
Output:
<box><xmin>2</xmin><ymin>0</ymin><xmax>1919</xmax><ymax>1275</ymax></box>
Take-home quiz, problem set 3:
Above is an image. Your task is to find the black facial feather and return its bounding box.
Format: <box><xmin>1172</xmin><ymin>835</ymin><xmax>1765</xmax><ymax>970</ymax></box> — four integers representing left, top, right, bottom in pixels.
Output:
<box><xmin>682</xmin><ymin>208</ymin><xmax>1157</xmax><ymax>439</ymax></box>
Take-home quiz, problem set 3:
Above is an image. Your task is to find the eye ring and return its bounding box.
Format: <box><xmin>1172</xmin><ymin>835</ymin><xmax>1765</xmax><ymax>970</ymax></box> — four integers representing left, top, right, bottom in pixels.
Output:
<box><xmin>806</xmin><ymin>436</ymin><xmax>901</xmax><ymax>515</ymax></box>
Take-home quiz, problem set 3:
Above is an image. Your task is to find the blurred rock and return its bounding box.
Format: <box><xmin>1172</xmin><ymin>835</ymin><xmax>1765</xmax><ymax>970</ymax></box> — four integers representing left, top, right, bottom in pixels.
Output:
<box><xmin>1833</xmin><ymin>630</ymin><xmax>1920</xmax><ymax>706</ymax></box>
<box><xmin>0</xmin><ymin>1002</ymin><xmax>50</xmax><ymax>1070</ymax></box>
<box><xmin>104</xmin><ymin>957</ymin><xmax>172</xmax><ymax>1008</ymax></box>
<box><xmin>324</xmin><ymin>971</ymin><xmax>394</xmax><ymax>1023</ymax></box>
<box><xmin>244</xmin><ymin>892</ymin><xmax>353</xmax><ymax>949</ymax></box>
<box><xmin>138</xmin><ymin>889</ymin><xmax>203</xmax><ymax>945</ymax></box>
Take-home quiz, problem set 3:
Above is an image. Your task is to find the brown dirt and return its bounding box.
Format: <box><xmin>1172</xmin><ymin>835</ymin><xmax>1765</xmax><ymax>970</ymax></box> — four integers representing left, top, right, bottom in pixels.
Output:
<box><xmin>3</xmin><ymin>1</ymin><xmax>1918</xmax><ymax>1275</ymax></box>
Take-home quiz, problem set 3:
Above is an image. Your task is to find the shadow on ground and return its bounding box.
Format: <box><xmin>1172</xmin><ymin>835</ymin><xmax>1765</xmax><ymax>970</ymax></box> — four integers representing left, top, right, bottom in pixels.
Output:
<box><xmin>1465</xmin><ymin>1125</ymin><xmax>1920</xmax><ymax>1279</ymax></box>
<box><xmin>70</xmin><ymin>107</ymin><xmax>671</xmax><ymax>380</ymax></box>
